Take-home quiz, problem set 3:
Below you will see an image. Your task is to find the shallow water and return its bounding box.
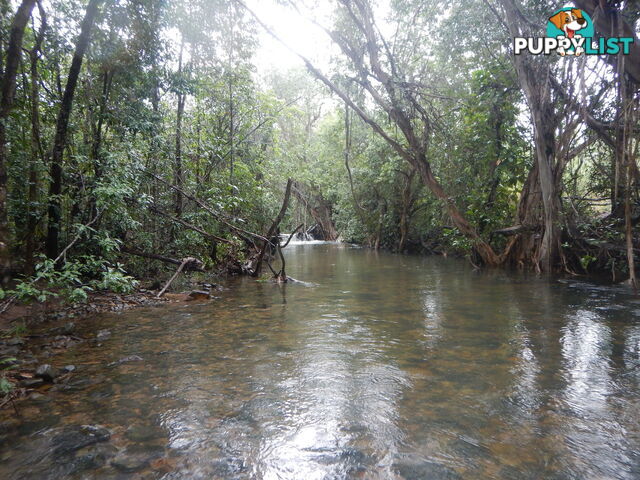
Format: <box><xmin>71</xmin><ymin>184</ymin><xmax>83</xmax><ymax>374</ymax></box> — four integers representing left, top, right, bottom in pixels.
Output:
<box><xmin>1</xmin><ymin>243</ymin><xmax>640</xmax><ymax>479</ymax></box>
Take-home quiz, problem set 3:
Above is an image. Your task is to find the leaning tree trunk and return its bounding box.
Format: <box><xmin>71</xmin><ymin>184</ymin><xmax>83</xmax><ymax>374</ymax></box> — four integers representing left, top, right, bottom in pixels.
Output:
<box><xmin>499</xmin><ymin>0</ymin><xmax>562</xmax><ymax>272</ymax></box>
<box><xmin>0</xmin><ymin>0</ymin><xmax>37</xmax><ymax>279</ymax></box>
<box><xmin>292</xmin><ymin>181</ymin><xmax>338</xmax><ymax>241</ymax></box>
<box><xmin>249</xmin><ymin>179</ymin><xmax>293</xmax><ymax>276</ymax></box>
<box><xmin>46</xmin><ymin>0</ymin><xmax>102</xmax><ymax>259</ymax></box>
<box><xmin>414</xmin><ymin>158</ymin><xmax>501</xmax><ymax>266</ymax></box>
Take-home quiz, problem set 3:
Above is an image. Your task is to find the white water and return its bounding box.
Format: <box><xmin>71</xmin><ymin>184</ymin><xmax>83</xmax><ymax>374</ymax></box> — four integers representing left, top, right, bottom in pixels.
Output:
<box><xmin>280</xmin><ymin>232</ymin><xmax>333</xmax><ymax>245</ymax></box>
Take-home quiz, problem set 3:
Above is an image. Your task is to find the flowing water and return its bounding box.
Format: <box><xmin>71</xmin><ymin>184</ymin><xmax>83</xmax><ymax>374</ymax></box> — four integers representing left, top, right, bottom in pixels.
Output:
<box><xmin>1</xmin><ymin>243</ymin><xmax>640</xmax><ymax>479</ymax></box>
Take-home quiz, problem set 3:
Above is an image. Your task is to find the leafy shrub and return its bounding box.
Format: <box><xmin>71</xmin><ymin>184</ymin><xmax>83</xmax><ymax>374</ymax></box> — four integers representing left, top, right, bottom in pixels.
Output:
<box><xmin>94</xmin><ymin>265</ymin><xmax>139</xmax><ymax>294</ymax></box>
<box><xmin>0</xmin><ymin>357</ymin><xmax>17</xmax><ymax>396</ymax></box>
<box><xmin>1</xmin><ymin>256</ymin><xmax>139</xmax><ymax>305</ymax></box>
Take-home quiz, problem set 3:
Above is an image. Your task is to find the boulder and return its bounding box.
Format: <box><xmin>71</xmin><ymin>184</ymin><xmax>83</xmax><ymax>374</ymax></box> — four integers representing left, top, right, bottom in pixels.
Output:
<box><xmin>52</xmin><ymin>425</ymin><xmax>111</xmax><ymax>456</ymax></box>
<box><xmin>35</xmin><ymin>364</ymin><xmax>60</xmax><ymax>382</ymax></box>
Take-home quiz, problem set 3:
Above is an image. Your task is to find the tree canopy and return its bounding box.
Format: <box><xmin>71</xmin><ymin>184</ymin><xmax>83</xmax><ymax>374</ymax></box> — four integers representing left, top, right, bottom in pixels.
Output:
<box><xmin>0</xmin><ymin>0</ymin><xmax>638</xmax><ymax>301</ymax></box>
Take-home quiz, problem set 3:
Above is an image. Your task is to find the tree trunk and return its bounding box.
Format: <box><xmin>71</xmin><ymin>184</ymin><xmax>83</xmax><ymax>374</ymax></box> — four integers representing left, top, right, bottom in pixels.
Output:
<box><xmin>91</xmin><ymin>69</ymin><xmax>113</xmax><ymax>182</ymax></box>
<box><xmin>25</xmin><ymin>5</ymin><xmax>47</xmax><ymax>274</ymax></box>
<box><xmin>532</xmin><ymin>105</ymin><xmax>561</xmax><ymax>272</ymax></box>
<box><xmin>250</xmin><ymin>179</ymin><xmax>293</xmax><ymax>276</ymax></box>
<box><xmin>292</xmin><ymin>181</ymin><xmax>339</xmax><ymax>241</ymax></box>
<box><xmin>0</xmin><ymin>0</ymin><xmax>37</xmax><ymax>278</ymax></box>
<box><xmin>504</xmin><ymin>163</ymin><xmax>543</xmax><ymax>268</ymax></box>
<box><xmin>499</xmin><ymin>0</ymin><xmax>562</xmax><ymax>272</ymax></box>
<box><xmin>398</xmin><ymin>168</ymin><xmax>416</xmax><ymax>252</ymax></box>
<box><xmin>174</xmin><ymin>39</ymin><xmax>185</xmax><ymax>217</ymax></box>
<box><xmin>46</xmin><ymin>0</ymin><xmax>103</xmax><ymax>259</ymax></box>
<box><xmin>414</xmin><ymin>158</ymin><xmax>501</xmax><ymax>265</ymax></box>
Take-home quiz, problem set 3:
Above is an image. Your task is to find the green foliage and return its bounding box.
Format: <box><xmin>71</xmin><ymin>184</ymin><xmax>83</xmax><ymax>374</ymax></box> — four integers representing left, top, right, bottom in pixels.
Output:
<box><xmin>5</xmin><ymin>256</ymin><xmax>138</xmax><ymax>304</ymax></box>
<box><xmin>94</xmin><ymin>265</ymin><xmax>139</xmax><ymax>294</ymax></box>
<box><xmin>0</xmin><ymin>357</ymin><xmax>17</xmax><ymax>396</ymax></box>
<box><xmin>580</xmin><ymin>254</ymin><xmax>597</xmax><ymax>273</ymax></box>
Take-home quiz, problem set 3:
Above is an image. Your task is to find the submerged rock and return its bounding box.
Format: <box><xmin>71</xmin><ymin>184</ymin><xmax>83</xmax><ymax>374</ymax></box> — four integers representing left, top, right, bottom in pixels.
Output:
<box><xmin>20</xmin><ymin>378</ymin><xmax>45</xmax><ymax>388</ymax></box>
<box><xmin>125</xmin><ymin>424</ymin><xmax>163</xmax><ymax>442</ymax></box>
<box><xmin>108</xmin><ymin>355</ymin><xmax>143</xmax><ymax>367</ymax></box>
<box><xmin>49</xmin><ymin>322</ymin><xmax>76</xmax><ymax>335</ymax></box>
<box><xmin>111</xmin><ymin>451</ymin><xmax>154</xmax><ymax>472</ymax></box>
<box><xmin>52</xmin><ymin>425</ymin><xmax>111</xmax><ymax>456</ymax></box>
<box><xmin>28</xmin><ymin>392</ymin><xmax>51</xmax><ymax>402</ymax></box>
<box><xmin>69</xmin><ymin>443</ymin><xmax>118</xmax><ymax>472</ymax></box>
<box><xmin>394</xmin><ymin>458</ymin><xmax>462</xmax><ymax>480</ymax></box>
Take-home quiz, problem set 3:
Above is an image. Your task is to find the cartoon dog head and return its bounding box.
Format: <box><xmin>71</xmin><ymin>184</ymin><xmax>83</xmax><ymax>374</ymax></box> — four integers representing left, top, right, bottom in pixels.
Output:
<box><xmin>549</xmin><ymin>9</ymin><xmax>587</xmax><ymax>39</ymax></box>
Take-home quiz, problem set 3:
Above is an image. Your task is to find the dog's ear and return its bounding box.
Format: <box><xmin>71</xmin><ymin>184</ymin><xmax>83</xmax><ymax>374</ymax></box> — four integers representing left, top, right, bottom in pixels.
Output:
<box><xmin>549</xmin><ymin>11</ymin><xmax>566</xmax><ymax>30</ymax></box>
<box><xmin>571</xmin><ymin>8</ymin><xmax>583</xmax><ymax>19</ymax></box>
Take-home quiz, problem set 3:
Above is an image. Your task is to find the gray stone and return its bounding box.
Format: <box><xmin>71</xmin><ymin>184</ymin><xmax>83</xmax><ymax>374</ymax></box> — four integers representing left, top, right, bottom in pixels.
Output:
<box><xmin>35</xmin><ymin>364</ymin><xmax>60</xmax><ymax>382</ymax></box>
<box><xmin>20</xmin><ymin>377</ymin><xmax>45</xmax><ymax>388</ymax></box>
<box><xmin>125</xmin><ymin>424</ymin><xmax>163</xmax><ymax>442</ymax></box>
<box><xmin>62</xmin><ymin>365</ymin><xmax>76</xmax><ymax>373</ymax></box>
<box><xmin>27</xmin><ymin>393</ymin><xmax>52</xmax><ymax>404</ymax></box>
<box><xmin>61</xmin><ymin>322</ymin><xmax>76</xmax><ymax>334</ymax></box>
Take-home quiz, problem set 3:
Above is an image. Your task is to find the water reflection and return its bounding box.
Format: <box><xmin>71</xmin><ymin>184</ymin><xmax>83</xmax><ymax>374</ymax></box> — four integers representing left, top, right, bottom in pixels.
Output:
<box><xmin>0</xmin><ymin>244</ymin><xmax>639</xmax><ymax>479</ymax></box>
